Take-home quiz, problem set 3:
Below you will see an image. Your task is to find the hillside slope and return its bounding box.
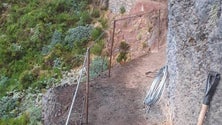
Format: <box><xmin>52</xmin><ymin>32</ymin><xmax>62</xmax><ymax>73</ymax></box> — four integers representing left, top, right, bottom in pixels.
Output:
<box><xmin>42</xmin><ymin>46</ymin><xmax>167</xmax><ymax>125</ymax></box>
<box><xmin>42</xmin><ymin>0</ymin><xmax>168</xmax><ymax>124</ymax></box>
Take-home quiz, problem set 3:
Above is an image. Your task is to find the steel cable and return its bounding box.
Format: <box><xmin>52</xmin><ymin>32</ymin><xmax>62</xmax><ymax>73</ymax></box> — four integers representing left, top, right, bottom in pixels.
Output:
<box><xmin>144</xmin><ymin>66</ymin><xmax>168</xmax><ymax>110</ymax></box>
<box><xmin>65</xmin><ymin>49</ymin><xmax>88</xmax><ymax>125</ymax></box>
<box><xmin>65</xmin><ymin>31</ymin><xmax>105</xmax><ymax>125</ymax></box>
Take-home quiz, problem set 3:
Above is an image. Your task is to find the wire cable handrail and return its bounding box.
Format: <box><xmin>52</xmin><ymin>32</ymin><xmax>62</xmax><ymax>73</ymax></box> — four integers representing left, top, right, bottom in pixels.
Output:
<box><xmin>65</xmin><ymin>49</ymin><xmax>88</xmax><ymax>125</ymax></box>
<box><xmin>65</xmin><ymin>31</ymin><xmax>106</xmax><ymax>125</ymax></box>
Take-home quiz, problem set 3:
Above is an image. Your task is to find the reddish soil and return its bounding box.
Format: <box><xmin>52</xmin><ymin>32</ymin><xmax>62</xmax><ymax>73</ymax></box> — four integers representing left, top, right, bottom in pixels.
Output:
<box><xmin>107</xmin><ymin>0</ymin><xmax>168</xmax><ymax>66</ymax></box>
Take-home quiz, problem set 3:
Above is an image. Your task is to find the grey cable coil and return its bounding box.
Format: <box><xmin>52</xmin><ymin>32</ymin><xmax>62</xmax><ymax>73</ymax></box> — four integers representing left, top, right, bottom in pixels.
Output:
<box><xmin>144</xmin><ymin>66</ymin><xmax>168</xmax><ymax>108</ymax></box>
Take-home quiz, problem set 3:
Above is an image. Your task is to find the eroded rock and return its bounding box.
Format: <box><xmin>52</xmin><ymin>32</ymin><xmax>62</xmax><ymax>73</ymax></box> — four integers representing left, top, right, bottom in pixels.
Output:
<box><xmin>167</xmin><ymin>0</ymin><xmax>222</xmax><ymax>124</ymax></box>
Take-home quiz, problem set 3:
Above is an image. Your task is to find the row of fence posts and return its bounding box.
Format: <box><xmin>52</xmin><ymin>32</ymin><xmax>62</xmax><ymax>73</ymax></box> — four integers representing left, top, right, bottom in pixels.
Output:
<box><xmin>66</xmin><ymin>31</ymin><xmax>106</xmax><ymax>125</ymax></box>
<box><xmin>66</xmin><ymin>8</ymin><xmax>163</xmax><ymax>125</ymax></box>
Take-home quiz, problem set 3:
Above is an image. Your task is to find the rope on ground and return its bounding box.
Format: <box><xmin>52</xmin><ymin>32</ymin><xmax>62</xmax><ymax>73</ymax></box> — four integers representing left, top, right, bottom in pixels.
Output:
<box><xmin>144</xmin><ymin>66</ymin><xmax>168</xmax><ymax>111</ymax></box>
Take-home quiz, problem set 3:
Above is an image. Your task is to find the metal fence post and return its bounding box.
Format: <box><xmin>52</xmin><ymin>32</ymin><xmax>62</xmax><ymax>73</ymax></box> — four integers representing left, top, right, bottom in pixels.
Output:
<box><xmin>109</xmin><ymin>20</ymin><xmax>116</xmax><ymax>77</ymax></box>
<box><xmin>86</xmin><ymin>48</ymin><xmax>90</xmax><ymax>125</ymax></box>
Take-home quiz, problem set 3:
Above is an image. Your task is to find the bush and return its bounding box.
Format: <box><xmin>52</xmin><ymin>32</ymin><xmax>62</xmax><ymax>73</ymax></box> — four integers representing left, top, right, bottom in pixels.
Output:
<box><xmin>0</xmin><ymin>113</ymin><xmax>29</xmax><ymax>125</ymax></box>
<box><xmin>117</xmin><ymin>41</ymin><xmax>130</xmax><ymax>63</ymax></box>
<box><xmin>119</xmin><ymin>41</ymin><xmax>130</xmax><ymax>52</ymax></box>
<box><xmin>91</xmin><ymin>27</ymin><xmax>103</xmax><ymax>40</ymax></box>
<box><xmin>5</xmin><ymin>43</ymin><xmax>25</xmax><ymax>61</ymax></box>
<box><xmin>99</xmin><ymin>18</ymin><xmax>108</xmax><ymax>29</ymax></box>
<box><xmin>0</xmin><ymin>1</ymin><xmax>108</xmax><ymax>122</ymax></box>
<box><xmin>91</xmin><ymin>9</ymin><xmax>100</xmax><ymax>18</ymax></box>
<box><xmin>0</xmin><ymin>90</ymin><xmax>42</xmax><ymax>125</ymax></box>
<box><xmin>50</xmin><ymin>30</ymin><xmax>62</xmax><ymax>47</ymax></box>
<box><xmin>56</xmin><ymin>13</ymin><xmax>79</xmax><ymax>25</ymax></box>
<box><xmin>78</xmin><ymin>11</ymin><xmax>92</xmax><ymax>25</ymax></box>
<box><xmin>90</xmin><ymin>57</ymin><xmax>108</xmax><ymax>78</ymax></box>
<box><xmin>73</xmin><ymin>0</ymin><xmax>88</xmax><ymax>12</ymax></box>
<box><xmin>0</xmin><ymin>0</ymin><xmax>109</xmax><ymax>123</ymax></box>
<box><xmin>0</xmin><ymin>94</ymin><xmax>20</xmax><ymax>119</ymax></box>
<box><xmin>91</xmin><ymin>40</ymin><xmax>105</xmax><ymax>55</ymax></box>
<box><xmin>0</xmin><ymin>76</ymin><xmax>8</xmax><ymax>91</ymax></box>
<box><xmin>54</xmin><ymin>0</ymin><xmax>72</xmax><ymax>13</ymax></box>
<box><xmin>63</xmin><ymin>55</ymin><xmax>84</xmax><ymax>68</ymax></box>
<box><xmin>28</xmin><ymin>107</ymin><xmax>42</xmax><ymax>125</ymax></box>
<box><xmin>120</xmin><ymin>6</ymin><xmax>126</xmax><ymax>14</ymax></box>
<box><xmin>19</xmin><ymin>70</ymin><xmax>38</xmax><ymax>90</ymax></box>
<box><xmin>64</xmin><ymin>26</ymin><xmax>92</xmax><ymax>47</ymax></box>
<box><xmin>117</xmin><ymin>52</ymin><xmax>128</xmax><ymax>63</ymax></box>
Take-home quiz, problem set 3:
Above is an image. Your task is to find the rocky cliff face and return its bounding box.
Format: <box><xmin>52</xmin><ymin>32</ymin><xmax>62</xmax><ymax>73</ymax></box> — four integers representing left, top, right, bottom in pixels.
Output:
<box><xmin>167</xmin><ymin>0</ymin><xmax>222</xmax><ymax>124</ymax></box>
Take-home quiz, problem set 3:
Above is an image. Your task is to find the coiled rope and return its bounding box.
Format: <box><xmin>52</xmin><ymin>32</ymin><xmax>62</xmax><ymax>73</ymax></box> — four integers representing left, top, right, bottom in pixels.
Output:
<box><xmin>144</xmin><ymin>66</ymin><xmax>168</xmax><ymax>111</ymax></box>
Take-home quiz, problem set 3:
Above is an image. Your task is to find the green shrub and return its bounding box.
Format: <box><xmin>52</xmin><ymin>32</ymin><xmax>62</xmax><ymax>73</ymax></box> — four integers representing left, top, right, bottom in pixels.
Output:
<box><xmin>78</xmin><ymin>11</ymin><xmax>92</xmax><ymax>25</ymax></box>
<box><xmin>0</xmin><ymin>76</ymin><xmax>8</xmax><ymax>97</ymax></box>
<box><xmin>0</xmin><ymin>1</ymin><xmax>108</xmax><ymax>122</ymax></box>
<box><xmin>91</xmin><ymin>9</ymin><xmax>100</xmax><ymax>18</ymax></box>
<box><xmin>117</xmin><ymin>41</ymin><xmax>130</xmax><ymax>63</ymax></box>
<box><xmin>56</xmin><ymin>13</ymin><xmax>79</xmax><ymax>25</ymax></box>
<box><xmin>4</xmin><ymin>43</ymin><xmax>25</xmax><ymax>62</ymax></box>
<box><xmin>0</xmin><ymin>0</ymin><xmax>108</xmax><ymax>123</ymax></box>
<box><xmin>120</xmin><ymin>6</ymin><xmax>126</xmax><ymax>14</ymax></box>
<box><xmin>0</xmin><ymin>113</ymin><xmax>29</xmax><ymax>125</ymax></box>
<box><xmin>64</xmin><ymin>26</ymin><xmax>92</xmax><ymax>47</ymax></box>
<box><xmin>90</xmin><ymin>57</ymin><xmax>108</xmax><ymax>78</ymax></box>
<box><xmin>53</xmin><ymin>58</ymin><xmax>62</xmax><ymax>69</ymax></box>
<box><xmin>99</xmin><ymin>18</ymin><xmax>108</xmax><ymax>29</ymax></box>
<box><xmin>119</xmin><ymin>41</ymin><xmax>130</xmax><ymax>52</ymax></box>
<box><xmin>63</xmin><ymin>55</ymin><xmax>84</xmax><ymax>68</ymax></box>
<box><xmin>19</xmin><ymin>70</ymin><xmax>38</xmax><ymax>90</ymax></box>
<box><xmin>28</xmin><ymin>107</ymin><xmax>42</xmax><ymax>125</ymax></box>
<box><xmin>54</xmin><ymin>0</ymin><xmax>72</xmax><ymax>13</ymax></box>
<box><xmin>73</xmin><ymin>0</ymin><xmax>88</xmax><ymax>12</ymax></box>
<box><xmin>0</xmin><ymin>95</ymin><xmax>20</xmax><ymax>119</ymax></box>
<box><xmin>91</xmin><ymin>27</ymin><xmax>103</xmax><ymax>40</ymax></box>
<box><xmin>50</xmin><ymin>30</ymin><xmax>62</xmax><ymax>47</ymax></box>
<box><xmin>117</xmin><ymin>52</ymin><xmax>128</xmax><ymax>63</ymax></box>
<box><xmin>0</xmin><ymin>90</ymin><xmax>43</xmax><ymax>124</ymax></box>
<box><xmin>91</xmin><ymin>40</ymin><xmax>105</xmax><ymax>55</ymax></box>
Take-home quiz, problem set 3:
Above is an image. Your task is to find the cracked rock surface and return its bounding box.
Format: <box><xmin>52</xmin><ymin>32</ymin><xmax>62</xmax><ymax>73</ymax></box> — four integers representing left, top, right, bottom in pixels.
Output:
<box><xmin>167</xmin><ymin>0</ymin><xmax>222</xmax><ymax>124</ymax></box>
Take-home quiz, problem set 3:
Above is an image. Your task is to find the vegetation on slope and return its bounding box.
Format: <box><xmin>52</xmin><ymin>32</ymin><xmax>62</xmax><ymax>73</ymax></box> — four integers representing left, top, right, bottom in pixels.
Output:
<box><xmin>0</xmin><ymin>0</ymin><xmax>108</xmax><ymax>124</ymax></box>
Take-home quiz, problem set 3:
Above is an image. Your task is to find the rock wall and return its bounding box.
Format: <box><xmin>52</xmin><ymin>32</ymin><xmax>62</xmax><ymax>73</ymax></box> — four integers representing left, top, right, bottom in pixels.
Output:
<box><xmin>167</xmin><ymin>0</ymin><xmax>222</xmax><ymax>125</ymax></box>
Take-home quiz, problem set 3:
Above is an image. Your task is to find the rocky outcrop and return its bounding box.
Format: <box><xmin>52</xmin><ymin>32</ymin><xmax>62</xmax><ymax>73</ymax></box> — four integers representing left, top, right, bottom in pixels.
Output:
<box><xmin>42</xmin><ymin>84</ymin><xmax>85</xmax><ymax>125</ymax></box>
<box><xmin>167</xmin><ymin>0</ymin><xmax>222</xmax><ymax>124</ymax></box>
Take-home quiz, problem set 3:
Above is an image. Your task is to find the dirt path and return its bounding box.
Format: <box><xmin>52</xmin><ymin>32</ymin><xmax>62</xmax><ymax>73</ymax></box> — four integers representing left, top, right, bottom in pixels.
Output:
<box><xmin>42</xmin><ymin>1</ymin><xmax>168</xmax><ymax>124</ymax></box>
<box><xmin>88</xmin><ymin>46</ymin><xmax>166</xmax><ymax>125</ymax></box>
